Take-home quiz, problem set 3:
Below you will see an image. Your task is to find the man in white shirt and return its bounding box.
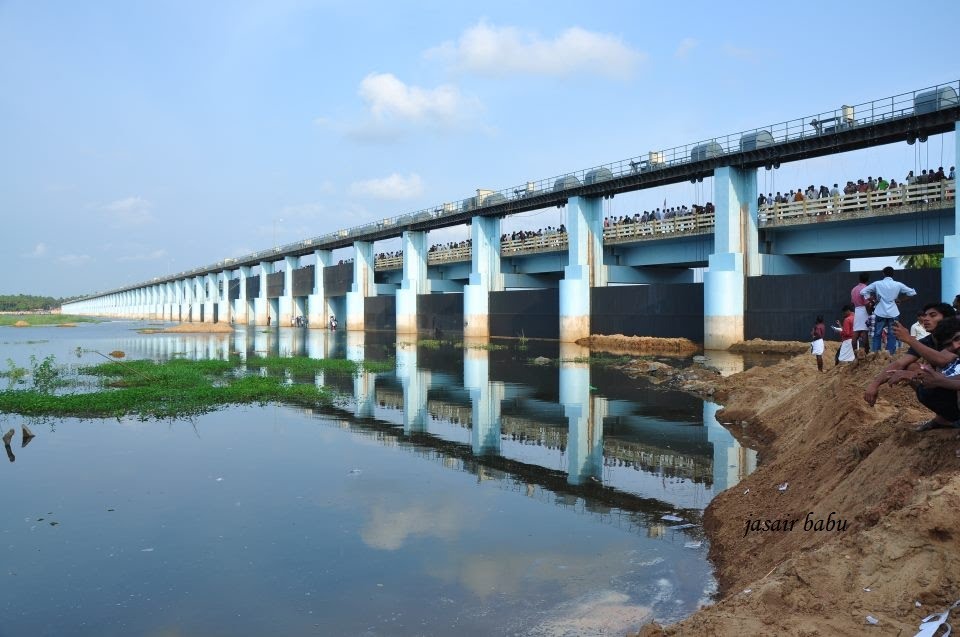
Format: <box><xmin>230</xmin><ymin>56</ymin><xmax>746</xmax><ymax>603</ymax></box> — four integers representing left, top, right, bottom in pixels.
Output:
<box><xmin>861</xmin><ymin>267</ymin><xmax>917</xmax><ymax>354</ymax></box>
<box><xmin>910</xmin><ymin>310</ymin><xmax>929</xmax><ymax>339</ymax></box>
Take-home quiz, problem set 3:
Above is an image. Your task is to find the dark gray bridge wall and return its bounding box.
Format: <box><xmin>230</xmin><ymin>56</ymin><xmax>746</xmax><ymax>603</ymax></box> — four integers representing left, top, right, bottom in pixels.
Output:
<box><xmin>266</xmin><ymin>272</ymin><xmax>284</xmax><ymax>298</ymax></box>
<box><xmin>292</xmin><ymin>265</ymin><xmax>314</xmax><ymax>297</ymax></box>
<box><xmin>418</xmin><ymin>293</ymin><xmax>464</xmax><ymax>337</ymax></box>
<box><xmin>491</xmin><ymin>289</ymin><xmax>560</xmax><ymax>339</ymax></box>
<box><xmin>365</xmin><ymin>296</ymin><xmax>396</xmax><ymax>331</ymax></box>
<box><xmin>324</xmin><ymin>263</ymin><xmax>353</xmax><ymax>297</ymax></box>
<box><xmin>246</xmin><ymin>275</ymin><xmax>259</xmax><ymax>299</ymax></box>
<box><xmin>744</xmin><ymin>268</ymin><xmax>941</xmax><ymax>341</ymax></box>
<box><xmin>591</xmin><ymin>284</ymin><xmax>704</xmax><ymax>341</ymax></box>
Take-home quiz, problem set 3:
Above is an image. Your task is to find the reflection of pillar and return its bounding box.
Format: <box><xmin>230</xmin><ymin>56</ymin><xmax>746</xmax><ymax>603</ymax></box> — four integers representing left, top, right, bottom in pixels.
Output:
<box><xmin>396</xmin><ymin>231</ymin><xmax>429</xmax><ymax>334</ymax></box>
<box><xmin>255</xmin><ymin>261</ymin><xmax>273</xmax><ymax>326</ymax></box>
<box><xmin>280</xmin><ymin>256</ymin><xmax>299</xmax><ymax>326</ymax></box>
<box><xmin>308</xmin><ymin>249</ymin><xmax>332</xmax><ymax>330</ymax></box>
<box><xmin>560</xmin><ymin>344</ymin><xmax>604</xmax><ymax>485</ymax></box>
<box><xmin>704</xmin><ymin>166</ymin><xmax>757</xmax><ymax>350</ymax></box>
<box><xmin>278</xmin><ymin>327</ymin><xmax>294</xmax><ymax>357</ymax></box>
<box><xmin>704</xmin><ymin>401</ymin><xmax>757</xmax><ymax>493</ymax></box>
<box><xmin>233</xmin><ymin>329</ymin><xmax>247</xmax><ymax>361</ymax></box>
<box><xmin>559</xmin><ymin>196</ymin><xmax>605</xmax><ymax>343</ymax></box>
<box><xmin>348</xmin><ymin>332</ymin><xmax>375</xmax><ymax>417</ymax></box>
<box><xmin>253</xmin><ymin>325</ymin><xmax>270</xmax><ymax>356</ymax></box>
<box><xmin>307</xmin><ymin>330</ymin><xmax>329</xmax><ymax>360</ymax></box>
<box><xmin>396</xmin><ymin>344</ymin><xmax>429</xmax><ymax>434</ymax></box>
<box><xmin>464</xmin><ymin>342</ymin><xmax>503</xmax><ymax>455</ymax></box>
<box><xmin>463</xmin><ymin>217</ymin><xmax>502</xmax><ymax>338</ymax></box>
<box><xmin>346</xmin><ymin>241</ymin><xmax>375</xmax><ymax>331</ymax></box>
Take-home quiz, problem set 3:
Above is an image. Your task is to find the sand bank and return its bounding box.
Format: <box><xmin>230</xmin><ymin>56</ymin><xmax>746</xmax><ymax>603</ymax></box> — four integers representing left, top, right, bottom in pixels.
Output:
<box><xmin>638</xmin><ymin>351</ymin><xmax>960</xmax><ymax>635</ymax></box>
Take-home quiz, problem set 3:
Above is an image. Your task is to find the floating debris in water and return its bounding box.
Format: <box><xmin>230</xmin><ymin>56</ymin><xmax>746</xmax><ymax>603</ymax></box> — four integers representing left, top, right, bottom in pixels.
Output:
<box><xmin>661</xmin><ymin>514</ymin><xmax>683</xmax><ymax>522</ymax></box>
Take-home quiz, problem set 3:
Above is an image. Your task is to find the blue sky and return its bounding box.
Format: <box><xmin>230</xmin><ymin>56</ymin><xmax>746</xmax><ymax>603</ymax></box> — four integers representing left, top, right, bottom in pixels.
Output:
<box><xmin>1</xmin><ymin>0</ymin><xmax>957</xmax><ymax>297</ymax></box>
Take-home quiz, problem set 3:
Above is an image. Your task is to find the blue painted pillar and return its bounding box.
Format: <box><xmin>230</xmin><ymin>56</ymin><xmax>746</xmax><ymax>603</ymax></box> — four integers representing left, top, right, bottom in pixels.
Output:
<box><xmin>464</xmin><ymin>342</ymin><xmax>503</xmax><ymax>455</ymax></box>
<box><xmin>463</xmin><ymin>216</ymin><xmax>503</xmax><ymax>337</ymax></box>
<box><xmin>279</xmin><ymin>255</ymin><xmax>299</xmax><ymax>326</ymax></box>
<box><xmin>255</xmin><ymin>261</ymin><xmax>273</xmax><ymax>326</ymax></box>
<box><xmin>308</xmin><ymin>249</ymin><xmax>332</xmax><ymax>329</ymax></box>
<box><xmin>704</xmin><ymin>166</ymin><xmax>758</xmax><ymax>350</ymax></box>
<box><xmin>346</xmin><ymin>241</ymin><xmax>375</xmax><ymax>331</ymax></box>
<box><xmin>203</xmin><ymin>273</ymin><xmax>216</xmax><ymax>323</ymax></box>
<box><xmin>397</xmin><ymin>231</ymin><xmax>429</xmax><ymax>334</ymax></box>
<box><xmin>396</xmin><ymin>343</ymin><xmax>430</xmax><ymax>434</ymax></box>
<box><xmin>235</xmin><ymin>266</ymin><xmax>250</xmax><ymax>324</ymax></box>
<box><xmin>216</xmin><ymin>271</ymin><xmax>231</xmax><ymax>324</ymax></box>
<box><xmin>173</xmin><ymin>280</ymin><xmax>184</xmax><ymax>321</ymax></box>
<box><xmin>189</xmin><ymin>276</ymin><xmax>203</xmax><ymax>322</ymax></box>
<box><xmin>559</xmin><ymin>343</ymin><xmax>604</xmax><ymax>485</ymax></box>
<box><xmin>559</xmin><ymin>196</ymin><xmax>605</xmax><ymax>343</ymax></box>
<box><xmin>942</xmin><ymin>122</ymin><xmax>960</xmax><ymax>301</ymax></box>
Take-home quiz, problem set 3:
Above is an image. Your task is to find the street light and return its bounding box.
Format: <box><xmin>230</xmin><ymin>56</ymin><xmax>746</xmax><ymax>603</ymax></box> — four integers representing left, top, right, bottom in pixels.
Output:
<box><xmin>273</xmin><ymin>217</ymin><xmax>283</xmax><ymax>249</ymax></box>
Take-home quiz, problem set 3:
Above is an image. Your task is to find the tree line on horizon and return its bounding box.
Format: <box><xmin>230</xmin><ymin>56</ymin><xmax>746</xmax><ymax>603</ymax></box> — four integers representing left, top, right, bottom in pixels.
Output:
<box><xmin>0</xmin><ymin>294</ymin><xmax>77</xmax><ymax>312</ymax></box>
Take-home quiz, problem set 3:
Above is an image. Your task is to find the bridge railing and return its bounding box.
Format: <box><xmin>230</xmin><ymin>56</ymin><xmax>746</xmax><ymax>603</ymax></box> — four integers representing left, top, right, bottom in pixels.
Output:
<box><xmin>760</xmin><ymin>179</ymin><xmax>956</xmax><ymax>226</ymax></box>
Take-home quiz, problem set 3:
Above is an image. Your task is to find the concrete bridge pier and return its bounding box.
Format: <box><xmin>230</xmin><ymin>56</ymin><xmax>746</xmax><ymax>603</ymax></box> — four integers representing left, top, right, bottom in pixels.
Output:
<box><xmin>941</xmin><ymin>122</ymin><xmax>960</xmax><ymax>301</ymax></box>
<box><xmin>559</xmin><ymin>343</ymin><xmax>604</xmax><ymax>485</ymax></box>
<box><xmin>346</xmin><ymin>241</ymin><xmax>375</xmax><ymax>331</ymax></box>
<box><xmin>254</xmin><ymin>261</ymin><xmax>273</xmax><ymax>326</ymax></box>
<box><xmin>234</xmin><ymin>266</ymin><xmax>251</xmax><ymax>325</ymax></box>
<box><xmin>308</xmin><ymin>249</ymin><xmax>332</xmax><ymax>329</ymax></box>
<box><xmin>216</xmin><ymin>271</ymin><xmax>231</xmax><ymax>324</ymax></box>
<box><xmin>463</xmin><ymin>216</ymin><xmax>503</xmax><ymax>338</ymax></box>
<box><xmin>396</xmin><ymin>343</ymin><xmax>429</xmax><ymax>434</ymax></box>
<box><xmin>203</xmin><ymin>273</ymin><xmax>216</xmax><ymax>323</ymax></box>
<box><xmin>464</xmin><ymin>343</ymin><xmax>503</xmax><ymax>456</ymax></box>
<box><xmin>193</xmin><ymin>276</ymin><xmax>206</xmax><ymax>322</ymax></box>
<box><xmin>559</xmin><ymin>196</ymin><xmax>605</xmax><ymax>343</ymax></box>
<box><xmin>172</xmin><ymin>280</ymin><xmax>184</xmax><ymax>322</ymax></box>
<box><xmin>279</xmin><ymin>256</ymin><xmax>298</xmax><ymax>326</ymax></box>
<box><xmin>397</xmin><ymin>231</ymin><xmax>429</xmax><ymax>334</ymax></box>
<box><xmin>704</xmin><ymin>166</ymin><xmax>757</xmax><ymax>350</ymax></box>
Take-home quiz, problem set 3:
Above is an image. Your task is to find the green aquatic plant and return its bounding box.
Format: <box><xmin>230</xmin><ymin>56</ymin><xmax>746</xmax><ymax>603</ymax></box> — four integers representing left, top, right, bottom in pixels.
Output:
<box><xmin>0</xmin><ymin>355</ymin><xmax>393</xmax><ymax>420</ymax></box>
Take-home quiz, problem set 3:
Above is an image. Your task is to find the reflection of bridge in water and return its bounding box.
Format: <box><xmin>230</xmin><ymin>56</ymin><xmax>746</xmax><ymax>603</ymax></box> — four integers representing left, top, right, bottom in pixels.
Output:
<box><xmin>114</xmin><ymin>329</ymin><xmax>757</xmax><ymax>512</ymax></box>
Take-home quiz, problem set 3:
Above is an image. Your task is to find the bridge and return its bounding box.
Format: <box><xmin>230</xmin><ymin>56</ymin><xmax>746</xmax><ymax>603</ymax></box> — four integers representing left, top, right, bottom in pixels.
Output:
<box><xmin>63</xmin><ymin>81</ymin><xmax>960</xmax><ymax>348</ymax></box>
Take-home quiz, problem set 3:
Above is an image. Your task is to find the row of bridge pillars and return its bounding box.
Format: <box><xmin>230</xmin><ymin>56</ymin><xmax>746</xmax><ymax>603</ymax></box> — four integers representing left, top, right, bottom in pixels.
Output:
<box><xmin>64</xmin><ymin>122</ymin><xmax>960</xmax><ymax>349</ymax></box>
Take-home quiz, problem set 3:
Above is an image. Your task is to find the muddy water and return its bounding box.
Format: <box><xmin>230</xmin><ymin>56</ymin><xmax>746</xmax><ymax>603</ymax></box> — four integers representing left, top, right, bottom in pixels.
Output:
<box><xmin>0</xmin><ymin>321</ymin><xmax>756</xmax><ymax>636</ymax></box>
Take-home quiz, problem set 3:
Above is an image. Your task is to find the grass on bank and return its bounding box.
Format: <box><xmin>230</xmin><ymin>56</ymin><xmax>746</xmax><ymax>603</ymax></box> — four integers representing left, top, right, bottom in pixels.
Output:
<box><xmin>0</xmin><ymin>355</ymin><xmax>394</xmax><ymax>420</ymax></box>
<box><xmin>0</xmin><ymin>314</ymin><xmax>99</xmax><ymax>327</ymax></box>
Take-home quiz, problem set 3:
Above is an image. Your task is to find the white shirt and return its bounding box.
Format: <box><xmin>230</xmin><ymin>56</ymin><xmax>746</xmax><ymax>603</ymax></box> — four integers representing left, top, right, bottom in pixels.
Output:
<box><xmin>861</xmin><ymin>276</ymin><xmax>917</xmax><ymax>318</ymax></box>
<box><xmin>910</xmin><ymin>321</ymin><xmax>929</xmax><ymax>339</ymax></box>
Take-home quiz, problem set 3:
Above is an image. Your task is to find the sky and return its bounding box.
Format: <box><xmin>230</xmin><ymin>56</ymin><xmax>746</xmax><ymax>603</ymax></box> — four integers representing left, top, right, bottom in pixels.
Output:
<box><xmin>1</xmin><ymin>0</ymin><xmax>958</xmax><ymax>297</ymax></box>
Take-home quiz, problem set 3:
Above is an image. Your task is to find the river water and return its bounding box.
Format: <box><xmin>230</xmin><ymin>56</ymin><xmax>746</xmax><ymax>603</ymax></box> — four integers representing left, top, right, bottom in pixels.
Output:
<box><xmin>0</xmin><ymin>322</ymin><xmax>757</xmax><ymax>636</ymax></box>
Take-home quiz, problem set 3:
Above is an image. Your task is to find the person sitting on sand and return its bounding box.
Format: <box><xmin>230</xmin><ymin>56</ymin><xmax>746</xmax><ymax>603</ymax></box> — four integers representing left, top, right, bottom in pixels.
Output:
<box><xmin>887</xmin><ymin>316</ymin><xmax>960</xmax><ymax>430</ymax></box>
<box><xmin>863</xmin><ymin>302</ymin><xmax>955</xmax><ymax>410</ymax></box>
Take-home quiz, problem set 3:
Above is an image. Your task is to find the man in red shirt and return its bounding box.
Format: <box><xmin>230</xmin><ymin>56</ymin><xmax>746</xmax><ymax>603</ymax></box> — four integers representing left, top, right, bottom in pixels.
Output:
<box><xmin>832</xmin><ymin>305</ymin><xmax>856</xmax><ymax>363</ymax></box>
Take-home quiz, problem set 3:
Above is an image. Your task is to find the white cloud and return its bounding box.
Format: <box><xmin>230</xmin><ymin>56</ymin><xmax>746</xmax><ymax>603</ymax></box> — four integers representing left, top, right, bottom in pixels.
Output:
<box><xmin>361</xmin><ymin>503</ymin><xmax>465</xmax><ymax>550</ymax></box>
<box><xmin>358</xmin><ymin>72</ymin><xmax>480</xmax><ymax>126</ymax></box>
<box><xmin>349</xmin><ymin>173</ymin><xmax>424</xmax><ymax>200</ymax></box>
<box><xmin>426</xmin><ymin>21</ymin><xmax>645</xmax><ymax>79</ymax></box>
<box><xmin>117</xmin><ymin>249</ymin><xmax>167</xmax><ymax>262</ymax></box>
<box><xmin>102</xmin><ymin>196</ymin><xmax>154</xmax><ymax>226</ymax></box>
<box><xmin>675</xmin><ymin>37</ymin><xmax>698</xmax><ymax>59</ymax></box>
<box><xmin>23</xmin><ymin>243</ymin><xmax>48</xmax><ymax>258</ymax></box>
<box><xmin>58</xmin><ymin>254</ymin><xmax>91</xmax><ymax>265</ymax></box>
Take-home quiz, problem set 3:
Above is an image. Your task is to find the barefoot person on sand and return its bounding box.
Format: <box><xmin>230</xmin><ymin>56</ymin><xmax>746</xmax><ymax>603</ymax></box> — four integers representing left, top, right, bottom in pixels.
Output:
<box><xmin>810</xmin><ymin>316</ymin><xmax>826</xmax><ymax>372</ymax></box>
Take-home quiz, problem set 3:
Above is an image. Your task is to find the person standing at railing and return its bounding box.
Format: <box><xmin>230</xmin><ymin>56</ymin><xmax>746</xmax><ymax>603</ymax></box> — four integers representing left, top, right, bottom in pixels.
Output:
<box><xmin>950</xmin><ymin>167</ymin><xmax>956</xmax><ymax>180</ymax></box>
<box><xmin>861</xmin><ymin>266</ymin><xmax>917</xmax><ymax>355</ymax></box>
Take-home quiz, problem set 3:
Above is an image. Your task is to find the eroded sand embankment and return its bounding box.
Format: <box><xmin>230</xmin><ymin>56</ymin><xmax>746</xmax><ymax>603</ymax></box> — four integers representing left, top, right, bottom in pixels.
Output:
<box><xmin>638</xmin><ymin>349</ymin><xmax>960</xmax><ymax>636</ymax></box>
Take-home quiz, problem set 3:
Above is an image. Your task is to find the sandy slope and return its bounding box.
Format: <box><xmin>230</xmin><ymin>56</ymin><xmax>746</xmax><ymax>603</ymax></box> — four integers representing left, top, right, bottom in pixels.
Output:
<box><xmin>639</xmin><ymin>350</ymin><xmax>960</xmax><ymax>636</ymax></box>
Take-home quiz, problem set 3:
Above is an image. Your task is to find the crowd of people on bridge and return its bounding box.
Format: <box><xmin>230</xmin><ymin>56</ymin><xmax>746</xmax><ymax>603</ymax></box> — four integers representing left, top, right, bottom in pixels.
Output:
<box><xmin>760</xmin><ymin>166</ymin><xmax>956</xmax><ymax>212</ymax></box>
